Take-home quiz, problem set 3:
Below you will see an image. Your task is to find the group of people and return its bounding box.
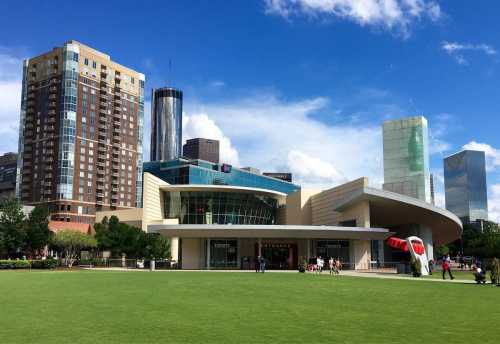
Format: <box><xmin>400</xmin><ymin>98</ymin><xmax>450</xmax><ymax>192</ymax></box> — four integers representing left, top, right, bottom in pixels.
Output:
<box><xmin>313</xmin><ymin>256</ymin><xmax>342</xmax><ymax>275</ymax></box>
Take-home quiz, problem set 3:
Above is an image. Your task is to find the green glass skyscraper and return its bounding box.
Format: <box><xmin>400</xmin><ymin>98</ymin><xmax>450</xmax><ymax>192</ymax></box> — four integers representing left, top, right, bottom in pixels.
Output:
<box><xmin>383</xmin><ymin>116</ymin><xmax>431</xmax><ymax>203</ymax></box>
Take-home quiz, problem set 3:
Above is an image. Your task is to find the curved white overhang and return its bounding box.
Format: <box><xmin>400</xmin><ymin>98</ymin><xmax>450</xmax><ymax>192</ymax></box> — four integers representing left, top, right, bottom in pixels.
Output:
<box><xmin>148</xmin><ymin>224</ymin><xmax>393</xmax><ymax>240</ymax></box>
<box><xmin>334</xmin><ymin>187</ymin><xmax>462</xmax><ymax>245</ymax></box>
<box><xmin>159</xmin><ymin>184</ymin><xmax>287</xmax><ymax>198</ymax></box>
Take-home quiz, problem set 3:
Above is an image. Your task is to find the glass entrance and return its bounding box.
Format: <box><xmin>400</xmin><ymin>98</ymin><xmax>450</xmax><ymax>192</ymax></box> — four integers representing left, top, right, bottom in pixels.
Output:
<box><xmin>316</xmin><ymin>240</ymin><xmax>350</xmax><ymax>263</ymax></box>
<box><xmin>210</xmin><ymin>239</ymin><xmax>238</xmax><ymax>268</ymax></box>
<box><xmin>258</xmin><ymin>243</ymin><xmax>298</xmax><ymax>270</ymax></box>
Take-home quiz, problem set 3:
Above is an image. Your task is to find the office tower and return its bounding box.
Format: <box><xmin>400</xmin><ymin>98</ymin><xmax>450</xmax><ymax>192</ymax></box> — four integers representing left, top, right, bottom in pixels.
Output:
<box><xmin>0</xmin><ymin>153</ymin><xmax>18</xmax><ymax>201</ymax></box>
<box><xmin>444</xmin><ymin>150</ymin><xmax>488</xmax><ymax>225</ymax></box>
<box><xmin>383</xmin><ymin>116</ymin><xmax>431</xmax><ymax>202</ymax></box>
<box><xmin>16</xmin><ymin>40</ymin><xmax>145</xmax><ymax>223</ymax></box>
<box><xmin>263</xmin><ymin>172</ymin><xmax>293</xmax><ymax>183</ymax></box>
<box><xmin>183</xmin><ymin>138</ymin><xmax>219</xmax><ymax>164</ymax></box>
<box><xmin>150</xmin><ymin>87</ymin><xmax>182</xmax><ymax>162</ymax></box>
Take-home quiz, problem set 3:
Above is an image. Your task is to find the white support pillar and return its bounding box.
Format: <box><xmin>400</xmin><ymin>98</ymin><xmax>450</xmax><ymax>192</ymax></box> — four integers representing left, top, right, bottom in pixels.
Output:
<box><xmin>206</xmin><ymin>238</ymin><xmax>211</xmax><ymax>270</ymax></box>
<box><xmin>170</xmin><ymin>237</ymin><xmax>179</xmax><ymax>261</ymax></box>
<box><xmin>306</xmin><ymin>239</ymin><xmax>311</xmax><ymax>259</ymax></box>
<box><xmin>258</xmin><ymin>238</ymin><xmax>262</xmax><ymax>256</ymax></box>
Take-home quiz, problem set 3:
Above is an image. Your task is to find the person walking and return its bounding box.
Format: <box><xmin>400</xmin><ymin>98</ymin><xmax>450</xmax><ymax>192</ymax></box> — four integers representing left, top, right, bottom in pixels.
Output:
<box><xmin>329</xmin><ymin>257</ymin><xmax>334</xmax><ymax>275</ymax></box>
<box><xmin>255</xmin><ymin>256</ymin><xmax>260</xmax><ymax>273</ymax></box>
<box><xmin>260</xmin><ymin>256</ymin><xmax>266</xmax><ymax>273</ymax></box>
<box><xmin>442</xmin><ymin>256</ymin><xmax>454</xmax><ymax>280</ymax></box>
<box><xmin>335</xmin><ymin>258</ymin><xmax>341</xmax><ymax>274</ymax></box>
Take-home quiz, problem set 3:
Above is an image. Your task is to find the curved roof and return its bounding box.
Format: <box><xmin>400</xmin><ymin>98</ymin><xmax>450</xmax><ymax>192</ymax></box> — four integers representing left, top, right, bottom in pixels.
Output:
<box><xmin>159</xmin><ymin>184</ymin><xmax>287</xmax><ymax>198</ymax></box>
<box><xmin>334</xmin><ymin>187</ymin><xmax>462</xmax><ymax>245</ymax></box>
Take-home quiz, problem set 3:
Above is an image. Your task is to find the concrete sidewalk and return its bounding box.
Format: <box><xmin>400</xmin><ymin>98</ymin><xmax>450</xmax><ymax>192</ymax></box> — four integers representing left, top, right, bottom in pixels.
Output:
<box><xmin>84</xmin><ymin>267</ymin><xmax>476</xmax><ymax>283</ymax></box>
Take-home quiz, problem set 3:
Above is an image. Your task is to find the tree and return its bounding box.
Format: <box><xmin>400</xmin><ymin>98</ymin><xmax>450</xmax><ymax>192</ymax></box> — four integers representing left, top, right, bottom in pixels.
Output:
<box><xmin>24</xmin><ymin>205</ymin><xmax>51</xmax><ymax>258</ymax></box>
<box><xmin>0</xmin><ymin>199</ymin><xmax>26</xmax><ymax>258</ymax></box>
<box><xmin>94</xmin><ymin>216</ymin><xmax>170</xmax><ymax>259</ymax></box>
<box><xmin>142</xmin><ymin>233</ymin><xmax>170</xmax><ymax>259</ymax></box>
<box><xmin>51</xmin><ymin>230</ymin><xmax>97</xmax><ymax>267</ymax></box>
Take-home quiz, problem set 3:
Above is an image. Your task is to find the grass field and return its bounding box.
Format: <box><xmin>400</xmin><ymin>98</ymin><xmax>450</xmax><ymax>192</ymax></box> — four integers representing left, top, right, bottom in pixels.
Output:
<box><xmin>1</xmin><ymin>270</ymin><xmax>499</xmax><ymax>344</ymax></box>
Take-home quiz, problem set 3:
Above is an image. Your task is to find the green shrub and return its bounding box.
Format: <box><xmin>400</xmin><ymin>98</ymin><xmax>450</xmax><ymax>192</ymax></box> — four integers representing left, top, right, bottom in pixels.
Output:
<box><xmin>0</xmin><ymin>260</ymin><xmax>31</xmax><ymax>269</ymax></box>
<box><xmin>0</xmin><ymin>259</ymin><xmax>58</xmax><ymax>269</ymax></box>
<box><xmin>30</xmin><ymin>259</ymin><xmax>58</xmax><ymax>269</ymax></box>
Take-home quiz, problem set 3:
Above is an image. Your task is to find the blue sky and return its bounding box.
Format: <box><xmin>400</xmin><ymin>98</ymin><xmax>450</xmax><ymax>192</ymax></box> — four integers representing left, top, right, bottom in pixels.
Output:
<box><xmin>1</xmin><ymin>1</ymin><xmax>500</xmax><ymax>218</ymax></box>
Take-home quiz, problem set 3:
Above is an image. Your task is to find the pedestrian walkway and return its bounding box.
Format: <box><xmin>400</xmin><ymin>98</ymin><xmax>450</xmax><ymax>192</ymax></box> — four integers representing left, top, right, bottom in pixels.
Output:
<box><xmin>84</xmin><ymin>267</ymin><xmax>474</xmax><ymax>283</ymax></box>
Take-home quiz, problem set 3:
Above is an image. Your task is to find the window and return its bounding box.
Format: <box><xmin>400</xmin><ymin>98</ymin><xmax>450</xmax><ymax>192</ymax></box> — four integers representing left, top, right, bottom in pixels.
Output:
<box><xmin>92</xmin><ymin>61</ymin><xmax>97</xmax><ymax>69</ymax></box>
<box><xmin>84</xmin><ymin>58</ymin><xmax>89</xmax><ymax>66</ymax></box>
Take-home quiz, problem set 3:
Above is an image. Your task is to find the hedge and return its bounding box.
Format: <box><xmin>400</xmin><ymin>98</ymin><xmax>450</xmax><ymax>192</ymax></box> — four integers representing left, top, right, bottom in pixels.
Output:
<box><xmin>0</xmin><ymin>259</ymin><xmax>58</xmax><ymax>269</ymax></box>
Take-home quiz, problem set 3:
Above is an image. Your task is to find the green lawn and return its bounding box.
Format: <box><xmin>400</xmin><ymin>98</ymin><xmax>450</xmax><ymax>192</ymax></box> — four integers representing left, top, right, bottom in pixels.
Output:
<box><xmin>1</xmin><ymin>270</ymin><xmax>499</xmax><ymax>344</ymax></box>
<box><xmin>424</xmin><ymin>269</ymin><xmax>480</xmax><ymax>281</ymax></box>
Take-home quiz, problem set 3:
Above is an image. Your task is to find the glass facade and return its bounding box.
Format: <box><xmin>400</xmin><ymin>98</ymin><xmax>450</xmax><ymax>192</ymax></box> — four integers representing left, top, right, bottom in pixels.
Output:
<box><xmin>150</xmin><ymin>88</ymin><xmax>182</xmax><ymax>162</ymax></box>
<box><xmin>444</xmin><ymin>150</ymin><xmax>488</xmax><ymax>223</ymax></box>
<box><xmin>144</xmin><ymin>159</ymin><xmax>300</xmax><ymax>195</ymax></box>
<box><xmin>383</xmin><ymin>116</ymin><xmax>431</xmax><ymax>202</ymax></box>
<box><xmin>136</xmin><ymin>78</ymin><xmax>145</xmax><ymax>207</ymax></box>
<box><xmin>164</xmin><ymin>190</ymin><xmax>279</xmax><ymax>224</ymax></box>
<box><xmin>57</xmin><ymin>43</ymin><xmax>78</xmax><ymax>200</ymax></box>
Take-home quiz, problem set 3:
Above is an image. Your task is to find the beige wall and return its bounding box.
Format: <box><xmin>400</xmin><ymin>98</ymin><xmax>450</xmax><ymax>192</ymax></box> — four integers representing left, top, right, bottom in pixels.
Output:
<box><xmin>351</xmin><ymin>240</ymin><xmax>371</xmax><ymax>270</ymax></box>
<box><xmin>95</xmin><ymin>208</ymin><xmax>143</xmax><ymax>228</ymax></box>
<box><xmin>285</xmin><ymin>188</ymin><xmax>323</xmax><ymax>225</ymax></box>
<box><xmin>181</xmin><ymin>238</ymin><xmax>203</xmax><ymax>269</ymax></box>
<box><xmin>142</xmin><ymin>172</ymin><xmax>169</xmax><ymax>232</ymax></box>
<box><xmin>311</xmin><ymin>178</ymin><xmax>369</xmax><ymax>226</ymax></box>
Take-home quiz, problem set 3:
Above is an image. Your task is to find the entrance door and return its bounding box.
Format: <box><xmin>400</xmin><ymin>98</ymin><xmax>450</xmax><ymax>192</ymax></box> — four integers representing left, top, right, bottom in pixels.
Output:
<box><xmin>255</xmin><ymin>243</ymin><xmax>298</xmax><ymax>270</ymax></box>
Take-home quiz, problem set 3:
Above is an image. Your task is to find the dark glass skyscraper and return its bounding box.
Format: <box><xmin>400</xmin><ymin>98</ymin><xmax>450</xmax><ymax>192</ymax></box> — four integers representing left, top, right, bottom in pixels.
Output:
<box><xmin>183</xmin><ymin>138</ymin><xmax>219</xmax><ymax>163</ymax></box>
<box><xmin>444</xmin><ymin>150</ymin><xmax>488</xmax><ymax>224</ymax></box>
<box><xmin>150</xmin><ymin>87</ymin><xmax>182</xmax><ymax>162</ymax></box>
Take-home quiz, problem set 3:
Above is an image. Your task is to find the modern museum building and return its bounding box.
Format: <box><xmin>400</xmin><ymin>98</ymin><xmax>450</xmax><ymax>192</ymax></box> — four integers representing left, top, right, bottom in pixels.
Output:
<box><xmin>96</xmin><ymin>158</ymin><xmax>462</xmax><ymax>270</ymax></box>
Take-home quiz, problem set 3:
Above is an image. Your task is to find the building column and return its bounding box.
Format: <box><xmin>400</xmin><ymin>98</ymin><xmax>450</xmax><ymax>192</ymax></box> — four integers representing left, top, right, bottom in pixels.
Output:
<box><xmin>206</xmin><ymin>238</ymin><xmax>211</xmax><ymax>270</ymax></box>
<box><xmin>258</xmin><ymin>238</ymin><xmax>262</xmax><ymax>256</ymax></box>
<box><xmin>170</xmin><ymin>237</ymin><xmax>179</xmax><ymax>261</ymax></box>
<box><xmin>306</xmin><ymin>239</ymin><xmax>311</xmax><ymax>259</ymax></box>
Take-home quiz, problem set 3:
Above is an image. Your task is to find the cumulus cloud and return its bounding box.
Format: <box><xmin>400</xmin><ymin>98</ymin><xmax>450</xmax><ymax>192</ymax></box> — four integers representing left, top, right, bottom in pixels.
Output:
<box><xmin>185</xmin><ymin>94</ymin><xmax>383</xmax><ymax>189</ymax></box>
<box><xmin>183</xmin><ymin>113</ymin><xmax>240</xmax><ymax>166</ymax></box>
<box><xmin>441</xmin><ymin>41</ymin><xmax>497</xmax><ymax>65</ymax></box>
<box><xmin>489</xmin><ymin>184</ymin><xmax>500</xmax><ymax>222</ymax></box>
<box><xmin>264</xmin><ymin>0</ymin><xmax>442</xmax><ymax>36</ymax></box>
<box><xmin>0</xmin><ymin>51</ymin><xmax>23</xmax><ymax>155</ymax></box>
<box><xmin>462</xmin><ymin>141</ymin><xmax>500</xmax><ymax>171</ymax></box>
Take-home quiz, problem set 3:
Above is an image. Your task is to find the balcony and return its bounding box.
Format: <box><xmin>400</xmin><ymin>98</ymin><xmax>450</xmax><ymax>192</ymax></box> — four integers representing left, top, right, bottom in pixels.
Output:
<box><xmin>48</xmin><ymin>101</ymin><xmax>57</xmax><ymax>109</ymax></box>
<box><xmin>48</xmin><ymin>94</ymin><xmax>57</xmax><ymax>100</ymax></box>
<box><xmin>47</xmin><ymin>117</ymin><xmax>56</xmax><ymax>124</ymax></box>
<box><xmin>48</xmin><ymin>109</ymin><xmax>57</xmax><ymax>116</ymax></box>
<box><xmin>49</xmin><ymin>86</ymin><xmax>57</xmax><ymax>93</ymax></box>
<box><xmin>27</xmin><ymin>93</ymin><xmax>36</xmax><ymax>100</ymax></box>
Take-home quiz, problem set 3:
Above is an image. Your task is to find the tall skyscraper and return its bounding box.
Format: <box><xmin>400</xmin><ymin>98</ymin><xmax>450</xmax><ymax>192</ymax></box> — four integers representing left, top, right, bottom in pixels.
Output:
<box><xmin>0</xmin><ymin>152</ymin><xmax>18</xmax><ymax>201</ymax></box>
<box><xmin>16</xmin><ymin>41</ymin><xmax>145</xmax><ymax>223</ymax></box>
<box><xmin>383</xmin><ymin>116</ymin><xmax>431</xmax><ymax>203</ymax></box>
<box><xmin>183</xmin><ymin>138</ymin><xmax>219</xmax><ymax>163</ymax></box>
<box><xmin>150</xmin><ymin>87</ymin><xmax>182</xmax><ymax>162</ymax></box>
<box><xmin>444</xmin><ymin>150</ymin><xmax>488</xmax><ymax>224</ymax></box>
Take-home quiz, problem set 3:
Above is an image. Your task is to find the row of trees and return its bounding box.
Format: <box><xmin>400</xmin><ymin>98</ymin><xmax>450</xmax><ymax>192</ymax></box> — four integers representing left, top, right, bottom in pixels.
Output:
<box><xmin>0</xmin><ymin>199</ymin><xmax>170</xmax><ymax>262</ymax></box>
<box><xmin>438</xmin><ymin>221</ymin><xmax>500</xmax><ymax>258</ymax></box>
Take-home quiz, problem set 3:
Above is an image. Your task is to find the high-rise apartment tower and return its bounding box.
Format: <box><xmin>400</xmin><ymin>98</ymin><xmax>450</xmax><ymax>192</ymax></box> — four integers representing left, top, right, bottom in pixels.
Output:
<box><xmin>16</xmin><ymin>41</ymin><xmax>145</xmax><ymax>223</ymax></box>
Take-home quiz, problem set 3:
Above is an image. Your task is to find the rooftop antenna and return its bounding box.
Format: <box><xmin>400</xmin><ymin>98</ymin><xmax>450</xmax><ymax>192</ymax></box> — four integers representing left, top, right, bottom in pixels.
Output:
<box><xmin>168</xmin><ymin>59</ymin><xmax>172</xmax><ymax>87</ymax></box>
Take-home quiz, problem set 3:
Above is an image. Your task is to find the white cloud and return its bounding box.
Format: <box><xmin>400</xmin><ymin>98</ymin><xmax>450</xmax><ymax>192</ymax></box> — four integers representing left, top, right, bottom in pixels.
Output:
<box><xmin>488</xmin><ymin>184</ymin><xmax>500</xmax><ymax>222</ymax></box>
<box><xmin>0</xmin><ymin>51</ymin><xmax>23</xmax><ymax>155</ymax></box>
<box><xmin>264</xmin><ymin>0</ymin><xmax>442</xmax><ymax>36</ymax></box>
<box><xmin>441</xmin><ymin>41</ymin><xmax>497</xmax><ymax>65</ymax></box>
<box><xmin>185</xmin><ymin>93</ymin><xmax>383</xmax><ymax>189</ymax></box>
<box><xmin>462</xmin><ymin>141</ymin><xmax>500</xmax><ymax>171</ymax></box>
<box><xmin>183</xmin><ymin>113</ymin><xmax>240</xmax><ymax>166</ymax></box>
